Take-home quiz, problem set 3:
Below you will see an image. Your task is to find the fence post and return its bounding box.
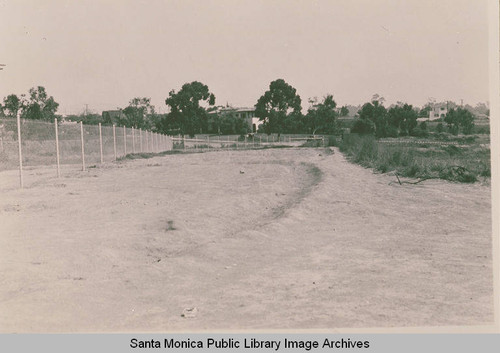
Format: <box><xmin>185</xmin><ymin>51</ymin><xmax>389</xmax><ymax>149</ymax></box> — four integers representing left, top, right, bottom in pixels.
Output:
<box><xmin>150</xmin><ymin>131</ymin><xmax>154</xmax><ymax>152</ymax></box>
<box><xmin>140</xmin><ymin>129</ymin><xmax>143</xmax><ymax>152</ymax></box>
<box><xmin>98</xmin><ymin>123</ymin><xmax>103</xmax><ymax>164</ymax></box>
<box><xmin>80</xmin><ymin>121</ymin><xmax>85</xmax><ymax>171</ymax></box>
<box><xmin>145</xmin><ymin>130</ymin><xmax>149</xmax><ymax>152</ymax></box>
<box><xmin>244</xmin><ymin>136</ymin><xmax>247</xmax><ymax>148</ymax></box>
<box><xmin>132</xmin><ymin>127</ymin><xmax>136</xmax><ymax>153</ymax></box>
<box><xmin>183</xmin><ymin>135</ymin><xmax>185</xmax><ymax>150</ymax></box>
<box><xmin>55</xmin><ymin>118</ymin><xmax>61</xmax><ymax>177</ymax></box>
<box><xmin>123</xmin><ymin>125</ymin><xmax>127</xmax><ymax>156</ymax></box>
<box><xmin>113</xmin><ymin>124</ymin><xmax>117</xmax><ymax>161</ymax></box>
<box><xmin>253</xmin><ymin>135</ymin><xmax>255</xmax><ymax>147</ymax></box>
<box><xmin>16</xmin><ymin>112</ymin><xmax>23</xmax><ymax>188</ymax></box>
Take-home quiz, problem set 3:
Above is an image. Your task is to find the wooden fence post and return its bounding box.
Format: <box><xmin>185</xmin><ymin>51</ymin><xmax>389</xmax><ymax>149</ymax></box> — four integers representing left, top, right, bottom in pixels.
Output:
<box><xmin>98</xmin><ymin>123</ymin><xmax>103</xmax><ymax>164</ymax></box>
<box><xmin>123</xmin><ymin>125</ymin><xmax>127</xmax><ymax>156</ymax></box>
<box><xmin>139</xmin><ymin>129</ymin><xmax>143</xmax><ymax>152</ymax></box>
<box><xmin>55</xmin><ymin>118</ymin><xmax>61</xmax><ymax>177</ymax></box>
<box><xmin>16</xmin><ymin>112</ymin><xmax>23</xmax><ymax>188</ymax></box>
<box><xmin>80</xmin><ymin>121</ymin><xmax>85</xmax><ymax>171</ymax></box>
<box><xmin>132</xmin><ymin>127</ymin><xmax>136</xmax><ymax>153</ymax></box>
<box><xmin>113</xmin><ymin>124</ymin><xmax>117</xmax><ymax>161</ymax></box>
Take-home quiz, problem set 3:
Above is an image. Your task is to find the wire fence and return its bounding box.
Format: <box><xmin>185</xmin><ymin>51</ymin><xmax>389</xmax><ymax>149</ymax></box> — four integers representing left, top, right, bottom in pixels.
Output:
<box><xmin>1</xmin><ymin>116</ymin><xmax>332</xmax><ymax>188</ymax></box>
<box><xmin>171</xmin><ymin>133</ymin><xmax>328</xmax><ymax>151</ymax></box>
<box><xmin>0</xmin><ymin>117</ymin><xmax>173</xmax><ymax>187</ymax></box>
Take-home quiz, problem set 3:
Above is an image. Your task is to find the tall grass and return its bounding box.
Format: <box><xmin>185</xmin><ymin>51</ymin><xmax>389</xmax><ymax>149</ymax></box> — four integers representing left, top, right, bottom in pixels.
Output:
<box><xmin>339</xmin><ymin>134</ymin><xmax>490</xmax><ymax>183</ymax></box>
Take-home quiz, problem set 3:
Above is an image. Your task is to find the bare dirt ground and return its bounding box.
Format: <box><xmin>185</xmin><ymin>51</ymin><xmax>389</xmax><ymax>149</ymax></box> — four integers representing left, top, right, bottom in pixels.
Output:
<box><xmin>0</xmin><ymin>148</ymin><xmax>493</xmax><ymax>332</ymax></box>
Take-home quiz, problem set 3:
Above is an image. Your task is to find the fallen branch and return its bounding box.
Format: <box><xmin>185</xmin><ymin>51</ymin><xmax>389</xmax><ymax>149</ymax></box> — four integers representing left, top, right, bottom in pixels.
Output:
<box><xmin>390</xmin><ymin>165</ymin><xmax>475</xmax><ymax>185</ymax></box>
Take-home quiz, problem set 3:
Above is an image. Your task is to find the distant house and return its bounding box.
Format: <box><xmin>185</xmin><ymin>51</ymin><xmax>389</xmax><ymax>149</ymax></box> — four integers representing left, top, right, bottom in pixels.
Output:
<box><xmin>234</xmin><ymin>107</ymin><xmax>262</xmax><ymax>133</ymax></box>
<box><xmin>210</xmin><ymin>106</ymin><xmax>263</xmax><ymax>133</ymax></box>
<box><xmin>102</xmin><ymin>109</ymin><xmax>126</xmax><ymax>125</ymax></box>
<box><xmin>428</xmin><ymin>105</ymin><xmax>448</xmax><ymax>121</ymax></box>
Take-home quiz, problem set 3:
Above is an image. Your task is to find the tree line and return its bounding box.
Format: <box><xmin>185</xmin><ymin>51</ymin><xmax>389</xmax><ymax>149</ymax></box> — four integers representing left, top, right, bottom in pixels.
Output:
<box><xmin>1</xmin><ymin>81</ymin><xmax>487</xmax><ymax>137</ymax></box>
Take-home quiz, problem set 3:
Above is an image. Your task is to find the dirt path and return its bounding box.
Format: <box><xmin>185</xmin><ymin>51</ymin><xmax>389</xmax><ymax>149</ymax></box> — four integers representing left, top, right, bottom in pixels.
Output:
<box><xmin>0</xmin><ymin>148</ymin><xmax>493</xmax><ymax>332</ymax></box>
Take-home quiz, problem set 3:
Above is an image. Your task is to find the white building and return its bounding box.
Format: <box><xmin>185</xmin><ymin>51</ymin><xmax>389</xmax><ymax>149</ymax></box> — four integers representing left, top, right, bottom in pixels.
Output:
<box><xmin>428</xmin><ymin>105</ymin><xmax>448</xmax><ymax>121</ymax></box>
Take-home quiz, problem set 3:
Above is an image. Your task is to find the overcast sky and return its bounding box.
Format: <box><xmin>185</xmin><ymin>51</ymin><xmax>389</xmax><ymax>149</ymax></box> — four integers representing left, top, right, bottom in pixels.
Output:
<box><xmin>0</xmin><ymin>0</ymin><xmax>491</xmax><ymax>115</ymax></box>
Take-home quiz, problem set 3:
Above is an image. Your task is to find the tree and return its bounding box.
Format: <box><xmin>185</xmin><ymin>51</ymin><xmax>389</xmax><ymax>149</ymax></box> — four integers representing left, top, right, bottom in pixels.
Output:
<box><xmin>340</xmin><ymin>105</ymin><xmax>349</xmax><ymax>117</ymax></box>
<box><xmin>2</xmin><ymin>94</ymin><xmax>21</xmax><ymax>118</ymax></box>
<box><xmin>122</xmin><ymin>97</ymin><xmax>156</xmax><ymax>129</ymax></box>
<box><xmin>387</xmin><ymin>103</ymin><xmax>418</xmax><ymax>136</ymax></box>
<box><xmin>162</xmin><ymin>81</ymin><xmax>215</xmax><ymax>136</ymax></box>
<box><xmin>444</xmin><ymin>107</ymin><xmax>475</xmax><ymax>135</ymax></box>
<box><xmin>418</xmin><ymin>104</ymin><xmax>432</xmax><ymax>118</ymax></box>
<box><xmin>358</xmin><ymin>97</ymin><xmax>388</xmax><ymax>137</ymax></box>
<box><xmin>305</xmin><ymin>95</ymin><xmax>340</xmax><ymax>135</ymax></box>
<box><xmin>217</xmin><ymin>110</ymin><xmax>249</xmax><ymax>135</ymax></box>
<box><xmin>254</xmin><ymin>79</ymin><xmax>302</xmax><ymax>134</ymax></box>
<box><xmin>21</xmin><ymin>86</ymin><xmax>59</xmax><ymax>121</ymax></box>
<box><xmin>351</xmin><ymin>118</ymin><xmax>375</xmax><ymax>134</ymax></box>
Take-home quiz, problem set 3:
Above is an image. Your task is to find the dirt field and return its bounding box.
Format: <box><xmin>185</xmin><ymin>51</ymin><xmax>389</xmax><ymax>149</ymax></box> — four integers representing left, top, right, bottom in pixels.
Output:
<box><xmin>0</xmin><ymin>147</ymin><xmax>493</xmax><ymax>332</ymax></box>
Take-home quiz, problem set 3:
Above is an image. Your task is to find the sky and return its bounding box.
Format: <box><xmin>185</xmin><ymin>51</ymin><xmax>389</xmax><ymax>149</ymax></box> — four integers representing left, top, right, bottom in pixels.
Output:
<box><xmin>0</xmin><ymin>0</ymin><xmax>492</xmax><ymax>115</ymax></box>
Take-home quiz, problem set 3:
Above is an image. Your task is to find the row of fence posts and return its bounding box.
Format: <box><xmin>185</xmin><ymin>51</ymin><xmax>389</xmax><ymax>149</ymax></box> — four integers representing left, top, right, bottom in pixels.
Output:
<box><xmin>176</xmin><ymin>133</ymin><xmax>299</xmax><ymax>150</ymax></box>
<box><xmin>14</xmin><ymin>112</ymin><xmax>168</xmax><ymax>189</ymax></box>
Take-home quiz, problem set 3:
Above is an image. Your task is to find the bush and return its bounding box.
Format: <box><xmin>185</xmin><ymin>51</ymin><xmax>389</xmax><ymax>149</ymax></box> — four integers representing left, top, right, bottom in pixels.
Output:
<box><xmin>385</xmin><ymin>125</ymin><xmax>399</xmax><ymax>137</ymax></box>
<box><xmin>474</xmin><ymin>124</ymin><xmax>490</xmax><ymax>134</ymax></box>
<box><xmin>410</xmin><ymin>126</ymin><xmax>428</xmax><ymax>137</ymax></box>
<box><xmin>351</xmin><ymin>119</ymin><xmax>375</xmax><ymax>134</ymax></box>
<box><xmin>436</xmin><ymin>122</ymin><xmax>444</xmax><ymax>133</ymax></box>
<box><xmin>338</xmin><ymin>134</ymin><xmax>488</xmax><ymax>183</ymax></box>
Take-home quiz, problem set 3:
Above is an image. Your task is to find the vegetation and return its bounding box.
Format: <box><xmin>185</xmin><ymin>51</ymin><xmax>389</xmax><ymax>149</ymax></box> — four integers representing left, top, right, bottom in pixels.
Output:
<box><xmin>444</xmin><ymin>107</ymin><xmax>475</xmax><ymax>135</ymax></box>
<box><xmin>1</xmin><ymin>86</ymin><xmax>59</xmax><ymax>121</ymax></box>
<box><xmin>339</xmin><ymin>134</ymin><xmax>490</xmax><ymax>183</ymax></box>
<box><xmin>255</xmin><ymin>79</ymin><xmax>303</xmax><ymax>134</ymax></box>
<box><xmin>159</xmin><ymin>81</ymin><xmax>215</xmax><ymax>137</ymax></box>
<box><xmin>207</xmin><ymin>109</ymin><xmax>249</xmax><ymax>136</ymax></box>
<box><xmin>305</xmin><ymin>95</ymin><xmax>340</xmax><ymax>135</ymax></box>
<box><xmin>121</xmin><ymin>97</ymin><xmax>158</xmax><ymax>130</ymax></box>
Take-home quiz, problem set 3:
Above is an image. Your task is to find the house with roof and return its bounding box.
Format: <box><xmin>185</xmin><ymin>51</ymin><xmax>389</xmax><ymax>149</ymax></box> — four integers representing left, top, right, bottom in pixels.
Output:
<box><xmin>209</xmin><ymin>106</ymin><xmax>263</xmax><ymax>133</ymax></box>
<box><xmin>428</xmin><ymin>104</ymin><xmax>448</xmax><ymax>121</ymax></box>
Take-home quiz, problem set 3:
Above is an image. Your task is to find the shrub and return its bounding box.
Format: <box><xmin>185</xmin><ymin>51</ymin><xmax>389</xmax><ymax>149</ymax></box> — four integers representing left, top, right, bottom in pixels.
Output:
<box><xmin>410</xmin><ymin>126</ymin><xmax>428</xmax><ymax>137</ymax></box>
<box><xmin>351</xmin><ymin>119</ymin><xmax>375</xmax><ymax>134</ymax></box>
<box><xmin>338</xmin><ymin>134</ymin><xmax>488</xmax><ymax>183</ymax></box>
